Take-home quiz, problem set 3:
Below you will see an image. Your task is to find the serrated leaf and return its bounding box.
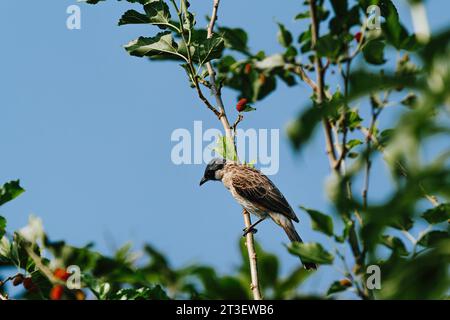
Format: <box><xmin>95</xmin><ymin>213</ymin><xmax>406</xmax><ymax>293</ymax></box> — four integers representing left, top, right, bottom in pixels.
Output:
<box><xmin>0</xmin><ymin>180</ymin><xmax>25</xmax><ymax>207</ymax></box>
<box><xmin>144</xmin><ymin>1</ymin><xmax>174</xmax><ymax>29</ymax></box>
<box><xmin>422</xmin><ymin>204</ymin><xmax>450</xmax><ymax>224</ymax></box>
<box><xmin>125</xmin><ymin>32</ymin><xmax>188</xmax><ymax>61</ymax></box>
<box><xmin>286</xmin><ymin>242</ymin><xmax>334</xmax><ymax>265</ymax></box>
<box><xmin>119</xmin><ymin>10</ymin><xmax>150</xmax><ymax>26</ymax></box>
<box><xmin>193</xmin><ymin>34</ymin><xmax>225</xmax><ymax>65</ymax></box>
<box><xmin>300</xmin><ymin>206</ymin><xmax>333</xmax><ymax>236</ymax></box>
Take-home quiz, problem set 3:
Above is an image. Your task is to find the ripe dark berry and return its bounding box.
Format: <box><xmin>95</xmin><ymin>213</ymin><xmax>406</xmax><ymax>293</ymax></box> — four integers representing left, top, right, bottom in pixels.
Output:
<box><xmin>23</xmin><ymin>277</ymin><xmax>34</xmax><ymax>290</ymax></box>
<box><xmin>354</xmin><ymin>32</ymin><xmax>362</xmax><ymax>43</ymax></box>
<box><xmin>236</xmin><ymin>98</ymin><xmax>248</xmax><ymax>112</ymax></box>
<box><xmin>13</xmin><ymin>274</ymin><xmax>24</xmax><ymax>286</ymax></box>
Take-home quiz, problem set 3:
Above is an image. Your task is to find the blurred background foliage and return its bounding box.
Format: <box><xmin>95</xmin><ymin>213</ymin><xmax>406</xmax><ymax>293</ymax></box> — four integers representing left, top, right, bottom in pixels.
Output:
<box><xmin>1</xmin><ymin>0</ymin><xmax>449</xmax><ymax>299</ymax></box>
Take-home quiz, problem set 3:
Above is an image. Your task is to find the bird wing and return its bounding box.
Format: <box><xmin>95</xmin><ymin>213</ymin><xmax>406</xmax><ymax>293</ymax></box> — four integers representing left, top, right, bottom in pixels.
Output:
<box><xmin>231</xmin><ymin>165</ymin><xmax>299</xmax><ymax>222</ymax></box>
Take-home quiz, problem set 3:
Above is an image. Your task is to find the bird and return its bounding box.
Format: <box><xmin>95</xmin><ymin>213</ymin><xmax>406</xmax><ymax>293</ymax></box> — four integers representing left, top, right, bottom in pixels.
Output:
<box><xmin>199</xmin><ymin>157</ymin><xmax>317</xmax><ymax>270</ymax></box>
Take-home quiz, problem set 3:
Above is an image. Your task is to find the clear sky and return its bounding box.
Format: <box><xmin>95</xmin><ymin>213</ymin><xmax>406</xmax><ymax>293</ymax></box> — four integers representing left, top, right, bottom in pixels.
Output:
<box><xmin>1</xmin><ymin>0</ymin><xmax>448</xmax><ymax>296</ymax></box>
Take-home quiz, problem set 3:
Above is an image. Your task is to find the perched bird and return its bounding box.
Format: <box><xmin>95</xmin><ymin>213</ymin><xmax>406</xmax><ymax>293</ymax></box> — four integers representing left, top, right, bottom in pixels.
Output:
<box><xmin>199</xmin><ymin>158</ymin><xmax>317</xmax><ymax>270</ymax></box>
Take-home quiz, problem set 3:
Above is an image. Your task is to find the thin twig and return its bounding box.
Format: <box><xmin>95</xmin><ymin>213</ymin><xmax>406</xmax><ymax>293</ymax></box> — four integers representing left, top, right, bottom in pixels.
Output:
<box><xmin>174</xmin><ymin>0</ymin><xmax>221</xmax><ymax>119</ymax></box>
<box><xmin>286</xmin><ymin>63</ymin><xmax>319</xmax><ymax>92</ymax></box>
<box><xmin>205</xmin><ymin>0</ymin><xmax>262</xmax><ymax>300</ymax></box>
<box><xmin>362</xmin><ymin>100</ymin><xmax>382</xmax><ymax>209</ymax></box>
<box><xmin>308</xmin><ymin>0</ymin><xmax>338</xmax><ymax>169</ymax></box>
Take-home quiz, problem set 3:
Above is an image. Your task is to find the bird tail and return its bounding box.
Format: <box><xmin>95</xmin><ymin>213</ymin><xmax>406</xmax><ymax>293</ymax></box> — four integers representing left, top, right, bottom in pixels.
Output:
<box><xmin>281</xmin><ymin>220</ymin><xmax>317</xmax><ymax>271</ymax></box>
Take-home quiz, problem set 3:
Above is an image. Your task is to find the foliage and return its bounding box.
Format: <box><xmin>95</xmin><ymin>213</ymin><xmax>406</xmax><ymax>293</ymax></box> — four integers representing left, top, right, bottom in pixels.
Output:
<box><xmin>1</xmin><ymin>0</ymin><xmax>449</xmax><ymax>300</ymax></box>
<box><xmin>0</xmin><ymin>209</ymin><xmax>315</xmax><ymax>300</ymax></box>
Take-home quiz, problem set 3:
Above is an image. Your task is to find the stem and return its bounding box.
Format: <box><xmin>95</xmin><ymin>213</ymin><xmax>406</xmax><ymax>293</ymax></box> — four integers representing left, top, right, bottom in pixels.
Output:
<box><xmin>308</xmin><ymin>0</ymin><xmax>367</xmax><ymax>298</ymax></box>
<box><xmin>308</xmin><ymin>0</ymin><xmax>337</xmax><ymax>169</ymax></box>
<box><xmin>205</xmin><ymin>0</ymin><xmax>262</xmax><ymax>300</ymax></box>
<box><xmin>362</xmin><ymin>102</ymin><xmax>381</xmax><ymax>210</ymax></box>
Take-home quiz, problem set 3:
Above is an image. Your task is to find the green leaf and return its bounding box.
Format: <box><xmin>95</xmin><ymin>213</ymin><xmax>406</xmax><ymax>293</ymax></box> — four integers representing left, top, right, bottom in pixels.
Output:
<box><xmin>241</xmin><ymin>105</ymin><xmax>256</xmax><ymax>112</ymax></box>
<box><xmin>193</xmin><ymin>34</ymin><xmax>225</xmax><ymax>65</ymax></box>
<box><xmin>346</xmin><ymin>139</ymin><xmax>362</xmax><ymax>150</ymax></box>
<box><xmin>286</xmin><ymin>242</ymin><xmax>334</xmax><ymax>265</ymax></box>
<box><xmin>118</xmin><ymin>10</ymin><xmax>151</xmax><ymax>25</ymax></box>
<box><xmin>381</xmin><ymin>235</ymin><xmax>408</xmax><ymax>256</ymax></box>
<box><xmin>111</xmin><ymin>286</ymin><xmax>170</xmax><ymax>300</ymax></box>
<box><xmin>0</xmin><ymin>180</ymin><xmax>25</xmax><ymax>207</ymax></box>
<box><xmin>125</xmin><ymin>32</ymin><xmax>188</xmax><ymax>61</ymax></box>
<box><xmin>363</xmin><ymin>40</ymin><xmax>386</xmax><ymax>65</ymax></box>
<box><xmin>300</xmin><ymin>206</ymin><xmax>333</xmax><ymax>236</ymax></box>
<box><xmin>277</xmin><ymin>23</ymin><xmax>293</xmax><ymax>48</ymax></box>
<box><xmin>143</xmin><ymin>1</ymin><xmax>174</xmax><ymax>29</ymax></box>
<box><xmin>400</xmin><ymin>92</ymin><xmax>418</xmax><ymax>108</ymax></box>
<box><xmin>118</xmin><ymin>1</ymin><xmax>179</xmax><ymax>32</ymax></box>
<box><xmin>213</xmin><ymin>135</ymin><xmax>237</xmax><ymax>162</ymax></box>
<box><xmin>0</xmin><ymin>216</ymin><xmax>6</xmax><ymax>239</ymax></box>
<box><xmin>418</xmin><ymin>231</ymin><xmax>448</xmax><ymax>247</ymax></box>
<box><xmin>422</xmin><ymin>204</ymin><xmax>450</xmax><ymax>224</ymax></box>
<box><xmin>295</xmin><ymin>12</ymin><xmax>310</xmax><ymax>20</ymax></box>
<box><xmin>330</xmin><ymin>0</ymin><xmax>348</xmax><ymax>16</ymax></box>
<box><xmin>316</xmin><ymin>34</ymin><xmax>341</xmax><ymax>59</ymax></box>
<box><xmin>327</xmin><ymin>280</ymin><xmax>351</xmax><ymax>295</ymax></box>
<box><xmin>218</xmin><ymin>27</ymin><xmax>249</xmax><ymax>54</ymax></box>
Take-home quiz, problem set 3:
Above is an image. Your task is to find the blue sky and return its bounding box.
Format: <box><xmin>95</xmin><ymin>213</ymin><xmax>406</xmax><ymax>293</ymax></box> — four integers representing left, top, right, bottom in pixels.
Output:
<box><xmin>0</xmin><ymin>0</ymin><xmax>448</xmax><ymax>296</ymax></box>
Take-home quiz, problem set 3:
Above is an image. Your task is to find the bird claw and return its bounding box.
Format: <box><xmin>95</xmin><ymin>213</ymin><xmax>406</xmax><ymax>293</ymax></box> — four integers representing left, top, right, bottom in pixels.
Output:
<box><xmin>242</xmin><ymin>227</ymin><xmax>258</xmax><ymax>237</ymax></box>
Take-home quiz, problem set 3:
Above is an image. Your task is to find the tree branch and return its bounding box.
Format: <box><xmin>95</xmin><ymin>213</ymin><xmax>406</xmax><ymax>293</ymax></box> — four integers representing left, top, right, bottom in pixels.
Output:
<box><xmin>204</xmin><ymin>0</ymin><xmax>262</xmax><ymax>300</ymax></box>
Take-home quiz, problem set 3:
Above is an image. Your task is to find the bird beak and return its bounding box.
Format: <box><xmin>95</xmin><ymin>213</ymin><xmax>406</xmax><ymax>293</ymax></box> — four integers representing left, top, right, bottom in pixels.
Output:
<box><xmin>199</xmin><ymin>177</ymin><xmax>208</xmax><ymax>186</ymax></box>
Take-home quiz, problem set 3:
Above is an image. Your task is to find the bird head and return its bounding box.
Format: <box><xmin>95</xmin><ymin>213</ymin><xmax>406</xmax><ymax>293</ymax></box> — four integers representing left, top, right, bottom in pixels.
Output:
<box><xmin>199</xmin><ymin>158</ymin><xmax>226</xmax><ymax>186</ymax></box>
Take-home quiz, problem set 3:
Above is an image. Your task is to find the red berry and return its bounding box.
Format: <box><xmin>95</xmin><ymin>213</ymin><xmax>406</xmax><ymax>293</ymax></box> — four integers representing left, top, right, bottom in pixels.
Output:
<box><xmin>236</xmin><ymin>98</ymin><xmax>248</xmax><ymax>112</ymax></box>
<box><xmin>50</xmin><ymin>285</ymin><xmax>64</xmax><ymax>300</ymax></box>
<box><xmin>244</xmin><ymin>63</ymin><xmax>252</xmax><ymax>74</ymax></box>
<box><xmin>54</xmin><ymin>268</ymin><xmax>70</xmax><ymax>281</ymax></box>
<box><xmin>354</xmin><ymin>32</ymin><xmax>362</xmax><ymax>43</ymax></box>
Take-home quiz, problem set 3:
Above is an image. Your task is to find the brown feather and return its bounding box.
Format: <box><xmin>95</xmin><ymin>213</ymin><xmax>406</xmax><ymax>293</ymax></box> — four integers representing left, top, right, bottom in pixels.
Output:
<box><xmin>225</xmin><ymin>164</ymin><xmax>299</xmax><ymax>222</ymax></box>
